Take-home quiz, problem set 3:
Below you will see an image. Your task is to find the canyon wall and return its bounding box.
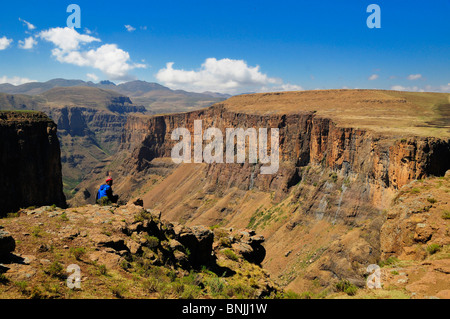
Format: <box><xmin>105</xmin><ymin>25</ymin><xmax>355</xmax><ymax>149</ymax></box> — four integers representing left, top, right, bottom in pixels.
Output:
<box><xmin>40</xmin><ymin>106</ymin><xmax>133</xmax><ymax>196</ymax></box>
<box><xmin>120</xmin><ymin>104</ymin><xmax>449</xmax><ymax>210</ymax></box>
<box><xmin>0</xmin><ymin>111</ymin><xmax>66</xmax><ymax>216</ymax></box>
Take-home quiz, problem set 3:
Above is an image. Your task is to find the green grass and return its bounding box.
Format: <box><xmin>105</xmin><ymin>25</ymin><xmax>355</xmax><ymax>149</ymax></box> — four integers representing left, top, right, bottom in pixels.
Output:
<box><xmin>45</xmin><ymin>261</ymin><xmax>65</xmax><ymax>279</ymax></box>
<box><xmin>31</xmin><ymin>226</ymin><xmax>43</xmax><ymax>238</ymax></box>
<box><xmin>223</xmin><ymin>249</ymin><xmax>239</xmax><ymax>261</ymax></box>
<box><xmin>379</xmin><ymin>256</ymin><xmax>400</xmax><ymax>267</ymax></box>
<box><xmin>144</xmin><ymin>235</ymin><xmax>160</xmax><ymax>248</ymax></box>
<box><xmin>329</xmin><ymin>172</ymin><xmax>338</xmax><ymax>183</ymax></box>
<box><xmin>442</xmin><ymin>210</ymin><xmax>450</xmax><ymax>220</ymax></box>
<box><xmin>426</xmin><ymin>243</ymin><xmax>442</xmax><ymax>255</ymax></box>
<box><xmin>335</xmin><ymin>280</ymin><xmax>358</xmax><ymax>296</ymax></box>
<box><xmin>70</xmin><ymin>247</ymin><xmax>86</xmax><ymax>261</ymax></box>
<box><xmin>0</xmin><ymin>274</ymin><xmax>9</xmax><ymax>285</ymax></box>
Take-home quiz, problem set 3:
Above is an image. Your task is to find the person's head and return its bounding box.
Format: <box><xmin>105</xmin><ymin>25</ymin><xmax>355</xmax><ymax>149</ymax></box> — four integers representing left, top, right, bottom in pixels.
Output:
<box><xmin>106</xmin><ymin>177</ymin><xmax>113</xmax><ymax>186</ymax></box>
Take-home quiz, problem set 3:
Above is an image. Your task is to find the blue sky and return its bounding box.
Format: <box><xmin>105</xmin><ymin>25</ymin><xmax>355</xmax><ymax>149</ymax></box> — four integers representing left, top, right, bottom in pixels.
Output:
<box><xmin>0</xmin><ymin>0</ymin><xmax>448</xmax><ymax>94</ymax></box>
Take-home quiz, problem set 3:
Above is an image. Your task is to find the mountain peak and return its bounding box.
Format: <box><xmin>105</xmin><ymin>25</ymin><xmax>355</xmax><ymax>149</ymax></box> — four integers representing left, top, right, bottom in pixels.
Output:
<box><xmin>99</xmin><ymin>80</ymin><xmax>116</xmax><ymax>86</ymax></box>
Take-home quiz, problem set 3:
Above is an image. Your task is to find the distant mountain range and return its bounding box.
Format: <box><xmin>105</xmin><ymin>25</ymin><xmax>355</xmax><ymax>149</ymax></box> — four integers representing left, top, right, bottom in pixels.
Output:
<box><xmin>0</xmin><ymin>79</ymin><xmax>231</xmax><ymax>114</ymax></box>
<box><xmin>0</xmin><ymin>79</ymin><xmax>231</xmax><ymax>198</ymax></box>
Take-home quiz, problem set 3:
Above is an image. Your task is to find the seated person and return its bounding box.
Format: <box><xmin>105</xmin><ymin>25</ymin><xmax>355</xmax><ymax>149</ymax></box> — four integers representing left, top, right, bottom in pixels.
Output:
<box><xmin>96</xmin><ymin>177</ymin><xmax>119</xmax><ymax>204</ymax></box>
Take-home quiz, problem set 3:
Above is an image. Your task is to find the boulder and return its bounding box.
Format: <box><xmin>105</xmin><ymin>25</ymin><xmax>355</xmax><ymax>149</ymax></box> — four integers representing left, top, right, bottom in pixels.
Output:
<box><xmin>232</xmin><ymin>241</ymin><xmax>266</xmax><ymax>265</ymax></box>
<box><xmin>176</xmin><ymin>225</ymin><xmax>214</xmax><ymax>269</ymax></box>
<box><xmin>0</xmin><ymin>229</ymin><xmax>15</xmax><ymax>260</ymax></box>
<box><xmin>130</xmin><ymin>198</ymin><xmax>144</xmax><ymax>207</ymax></box>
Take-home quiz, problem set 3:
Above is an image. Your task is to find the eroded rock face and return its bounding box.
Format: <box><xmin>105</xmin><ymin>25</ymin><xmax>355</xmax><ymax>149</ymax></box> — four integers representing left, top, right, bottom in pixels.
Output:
<box><xmin>0</xmin><ymin>111</ymin><xmax>66</xmax><ymax>216</ymax></box>
<box><xmin>380</xmin><ymin>173</ymin><xmax>450</xmax><ymax>261</ymax></box>
<box><xmin>120</xmin><ymin>105</ymin><xmax>449</xmax><ymax>212</ymax></box>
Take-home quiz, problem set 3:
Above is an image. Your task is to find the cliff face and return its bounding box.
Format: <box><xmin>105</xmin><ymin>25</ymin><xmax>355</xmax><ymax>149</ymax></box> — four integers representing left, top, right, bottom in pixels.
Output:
<box><xmin>121</xmin><ymin>104</ymin><xmax>449</xmax><ymax>211</ymax></box>
<box><xmin>0</xmin><ymin>111</ymin><xmax>66</xmax><ymax>216</ymax></box>
<box><xmin>39</xmin><ymin>106</ymin><xmax>132</xmax><ymax>195</ymax></box>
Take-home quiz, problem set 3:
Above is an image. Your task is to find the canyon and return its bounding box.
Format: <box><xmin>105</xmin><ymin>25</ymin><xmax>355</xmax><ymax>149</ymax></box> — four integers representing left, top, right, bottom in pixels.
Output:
<box><xmin>0</xmin><ymin>87</ymin><xmax>449</xmax><ymax>298</ymax></box>
<box><xmin>0</xmin><ymin>81</ymin><xmax>228</xmax><ymax>198</ymax></box>
<box><xmin>71</xmin><ymin>89</ymin><xmax>449</xmax><ymax>296</ymax></box>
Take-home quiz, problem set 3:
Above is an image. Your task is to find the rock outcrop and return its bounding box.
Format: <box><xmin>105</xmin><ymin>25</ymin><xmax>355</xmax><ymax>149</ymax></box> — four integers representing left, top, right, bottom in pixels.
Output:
<box><xmin>0</xmin><ymin>228</ymin><xmax>15</xmax><ymax>261</ymax></box>
<box><xmin>380</xmin><ymin>171</ymin><xmax>450</xmax><ymax>261</ymax></box>
<box><xmin>0</xmin><ymin>203</ymin><xmax>278</xmax><ymax>299</ymax></box>
<box><xmin>0</xmin><ymin>111</ymin><xmax>66</xmax><ymax>216</ymax></box>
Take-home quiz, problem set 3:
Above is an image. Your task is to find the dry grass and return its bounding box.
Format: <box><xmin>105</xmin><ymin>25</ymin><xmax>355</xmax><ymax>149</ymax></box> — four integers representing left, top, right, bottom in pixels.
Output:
<box><xmin>221</xmin><ymin>89</ymin><xmax>450</xmax><ymax>137</ymax></box>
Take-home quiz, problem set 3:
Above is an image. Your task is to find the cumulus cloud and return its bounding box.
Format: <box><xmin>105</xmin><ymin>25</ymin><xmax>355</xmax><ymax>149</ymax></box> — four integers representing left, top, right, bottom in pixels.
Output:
<box><xmin>125</xmin><ymin>25</ymin><xmax>136</xmax><ymax>32</ymax></box>
<box><xmin>0</xmin><ymin>75</ymin><xmax>36</xmax><ymax>85</ymax></box>
<box><xmin>86</xmin><ymin>73</ymin><xmax>99</xmax><ymax>81</ymax></box>
<box><xmin>439</xmin><ymin>83</ymin><xmax>450</xmax><ymax>92</ymax></box>
<box><xmin>39</xmin><ymin>27</ymin><xmax>145</xmax><ymax>80</ymax></box>
<box><xmin>407</xmin><ymin>74</ymin><xmax>422</xmax><ymax>80</ymax></box>
<box><xmin>19</xmin><ymin>18</ymin><xmax>36</xmax><ymax>31</ymax></box>
<box><xmin>39</xmin><ymin>27</ymin><xmax>100</xmax><ymax>51</ymax></box>
<box><xmin>156</xmin><ymin>58</ymin><xmax>299</xmax><ymax>94</ymax></box>
<box><xmin>390</xmin><ymin>85</ymin><xmax>423</xmax><ymax>92</ymax></box>
<box><xmin>54</xmin><ymin>44</ymin><xmax>146</xmax><ymax>79</ymax></box>
<box><xmin>391</xmin><ymin>83</ymin><xmax>450</xmax><ymax>93</ymax></box>
<box><xmin>368</xmin><ymin>74</ymin><xmax>379</xmax><ymax>80</ymax></box>
<box><xmin>18</xmin><ymin>36</ymin><xmax>37</xmax><ymax>49</ymax></box>
<box><xmin>278</xmin><ymin>83</ymin><xmax>304</xmax><ymax>91</ymax></box>
<box><xmin>258</xmin><ymin>83</ymin><xmax>304</xmax><ymax>93</ymax></box>
<box><xmin>423</xmin><ymin>83</ymin><xmax>450</xmax><ymax>93</ymax></box>
<box><xmin>0</xmin><ymin>36</ymin><xmax>13</xmax><ymax>50</ymax></box>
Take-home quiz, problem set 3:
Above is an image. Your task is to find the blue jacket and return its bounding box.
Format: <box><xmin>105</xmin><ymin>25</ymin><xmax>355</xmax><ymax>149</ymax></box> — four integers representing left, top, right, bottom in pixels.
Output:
<box><xmin>97</xmin><ymin>184</ymin><xmax>112</xmax><ymax>200</ymax></box>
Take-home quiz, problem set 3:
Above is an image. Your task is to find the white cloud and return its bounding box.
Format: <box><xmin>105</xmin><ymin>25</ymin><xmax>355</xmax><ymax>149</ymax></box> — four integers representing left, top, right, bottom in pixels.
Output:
<box><xmin>368</xmin><ymin>74</ymin><xmax>379</xmax><ymax>81</ymax></box>
<box><xmin>39</xmin><ymin>27</ymin><xmax>145</xmax><ymax>80</ymax></box>
<box><xmin>52</xmin><ymin>44</ymin><xmax>146</xmax><ymax>79</ymax></box>
<box><xmin>439</xmin><ymin>83</ymin><xmax>450</xmax><ymax>92</ymax></box>
<box><xmin>423</xmin><ymin>83</ymin><xmax>450</xmax><ymax>93</ymax></box>
<box><xmin>391</xmin><ymin>83</ymin><xmax>450</xmax><ymax>93</ymax></box>
<box><xmin>156</xmin><ymin>58</ymin><xmax>296</xmax><ymax>94</ymax></box>
<box><xmin>259</xmin><ymin>83</ymin><xmax>304</xmax><ymax>93</ymax></box>
<box><xmin>39</xmin><ymin>27</ymin><xmax>100</xmax><ymax>51</ymax></box>
<box><xmin>19</xmin><ymin>18</ymin><xmax>36</xmax><ymax>31</ymax></box>
<box><xmin>0</xmin><ymin>75</ymin><xmax>36</xmax><ymax>85</ymax></box>
<box><xmin>407</xmin><ymin>74</ymin><xmax>422</xmax><ymax>80</ymax></box>
<box><xmin>18</xmin><ymin>36</ymin><xmax>37</xmax><ymax>49</ymax></box>
<box><xmin>278</xmin><ymin>83</ymin><xmax>304</xmax><ymax>91</ymax></box>
<box><xmin>390</xmin><ymin>85</ymin><xmax>424</xmax><ymax>92</ymax></box>
<box><xmin>0</xmin><ymin>36</ymin><xmax>13</xmax><ymax>50</ymax></box>
<box><xmin>125</xmin><ymin>25</ymin><xmax>136</xmax><ymax>32</ymax></box>
<box><xmin>86</xmin><ymin>73</ymin><xmax>99</xmax><ymax>81</ymax></box>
